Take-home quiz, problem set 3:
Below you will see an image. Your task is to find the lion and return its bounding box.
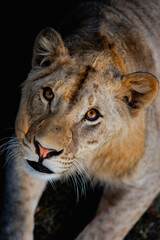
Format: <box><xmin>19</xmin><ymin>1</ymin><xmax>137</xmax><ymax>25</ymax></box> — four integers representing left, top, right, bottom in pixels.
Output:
<box><xmin>0</xmin><ymin>0</ymin><xmax>160</xmax><ymax>239</ymax></box>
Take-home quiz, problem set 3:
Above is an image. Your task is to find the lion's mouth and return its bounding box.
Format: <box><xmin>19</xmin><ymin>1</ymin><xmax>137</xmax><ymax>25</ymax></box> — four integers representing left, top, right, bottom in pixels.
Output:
<box><xmin>26</xmin><ymin>160</ymin><xmax>54</xmax><ymax>174</ymax></box>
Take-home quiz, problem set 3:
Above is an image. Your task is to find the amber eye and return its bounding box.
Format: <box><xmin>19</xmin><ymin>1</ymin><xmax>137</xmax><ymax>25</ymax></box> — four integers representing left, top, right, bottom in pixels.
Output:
<box><xmin>85</xmin><ymin>109</ymin><xmax>100</xmax><ymax>121</ymax></box>
<box><xmin>43</xmin><ymin>87</ymin><xmax>54</xmax><ymax>102</ymax></box>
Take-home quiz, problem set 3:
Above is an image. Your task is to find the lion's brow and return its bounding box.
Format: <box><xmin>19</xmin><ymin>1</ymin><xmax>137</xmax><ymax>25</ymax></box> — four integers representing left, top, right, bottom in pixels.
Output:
<box><xmin>68</xmin><ymin>65</ymin><xmax>95</xmax><ymax>108</ymax></box>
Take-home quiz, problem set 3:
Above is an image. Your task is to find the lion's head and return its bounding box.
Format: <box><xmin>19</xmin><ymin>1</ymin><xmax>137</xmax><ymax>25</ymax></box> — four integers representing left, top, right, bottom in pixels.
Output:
<box><xmin>15</xmin><ymin>28</ymin><xmax>158</xmax><ymax>182</ymax></box>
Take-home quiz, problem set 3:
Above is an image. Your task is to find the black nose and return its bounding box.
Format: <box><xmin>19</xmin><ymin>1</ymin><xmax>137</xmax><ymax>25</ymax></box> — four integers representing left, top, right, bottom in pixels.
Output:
<box><xmin>34</xmin><ymin>138</ymin><xmax>64</xmax><ymax>162</ymax></box>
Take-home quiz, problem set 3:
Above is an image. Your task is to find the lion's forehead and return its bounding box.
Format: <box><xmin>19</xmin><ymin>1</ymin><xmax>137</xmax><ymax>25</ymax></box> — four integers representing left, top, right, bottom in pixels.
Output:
<box><xmin>46</xmin><ymin>64</ymin><xmax>103</xmax><ymax>99</ymax></box>
<box><xmin>26</xmin><ymin>60</ymin><xmax>116</xmax><ymax>117</ymax></box>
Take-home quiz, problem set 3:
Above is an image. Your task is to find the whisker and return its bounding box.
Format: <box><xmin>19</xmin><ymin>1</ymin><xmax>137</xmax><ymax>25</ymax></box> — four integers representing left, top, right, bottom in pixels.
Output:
<box><xmin>66</xmin><ymin>155</ymin><xmax>95</xmax><ymax>200</ymax></box>
<box><xmin>49</xmin><ymin>180</ymin><xmax>57</xmax><ymax>191</ymax></box>
<box><xmin>76</xmin><ymin>171</ymin><xmax>87</xmax><ymax>198</ymax></box>
<box><xmin>0</xmin><ymin>136</ymin><xmax>22</xmax><ymax>168</ymax></box>
<box><xmin>69</xmin><ymin>172</ymin><xmax>80</xmax><ymax>203</ymax></box>
<box><xmin>74</xmin><ymin>157</ymin><xmax>94</xmax><ymax>190</ymax></box>
<box><xmin>0</xmin><ymin>136</ymin><xmax>17</xmax><ymax>143</ymax></box>
<box><xmin>0</xmin><ymin>138</ymin><xmax>17</xmax><ymax>155</ymax></box>
<box><xmin>4</xmin><ymin>150</ymin><xmax>21</xmax><ymax>168</ymax></box>
<box><xmin>72</xmin><ymin>162</ymin><xmax>88</xmax><ymax>196</ymax></box>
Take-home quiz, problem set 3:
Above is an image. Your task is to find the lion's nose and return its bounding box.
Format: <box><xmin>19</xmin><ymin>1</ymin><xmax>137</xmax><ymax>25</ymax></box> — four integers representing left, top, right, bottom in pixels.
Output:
<box><xmin>34</xmin><ymin>138</ymin><xmax>64</xmax><ymax>162</ymax></box>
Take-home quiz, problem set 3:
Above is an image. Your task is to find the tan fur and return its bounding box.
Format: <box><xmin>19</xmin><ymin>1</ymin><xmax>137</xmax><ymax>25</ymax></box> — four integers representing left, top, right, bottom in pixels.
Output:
<box><xmin>1</xmin><ymin>1</ymin><xmax>160</xmax><ymax>240</ymax></box>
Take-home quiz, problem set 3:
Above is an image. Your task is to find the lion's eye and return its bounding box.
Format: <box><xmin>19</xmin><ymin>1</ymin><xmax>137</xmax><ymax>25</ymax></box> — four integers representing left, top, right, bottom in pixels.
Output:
<box><xmin>43</xmin><ymin>87</ymin><xmax>54</xmax><ymax>102</ymax></box>
<box><xmin>85</xmin><ymin>109</ymin><xmax>100</xmax><ymax>121</ymax></box>
<box><xmin>41</xmin><ymin>60</ymin><xmax>51</xmax><ymax>67</ymax></box>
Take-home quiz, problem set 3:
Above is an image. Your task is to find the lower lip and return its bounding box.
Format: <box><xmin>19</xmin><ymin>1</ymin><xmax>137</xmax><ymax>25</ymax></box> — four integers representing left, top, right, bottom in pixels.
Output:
<box><xmin>26</xmin><ymin>160</ymin><xmax>54</xmax><ymax>174</ymax></box>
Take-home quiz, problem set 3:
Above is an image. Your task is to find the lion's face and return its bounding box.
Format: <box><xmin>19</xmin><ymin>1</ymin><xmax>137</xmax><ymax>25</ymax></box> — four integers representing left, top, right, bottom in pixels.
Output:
<box><xmin>17</xmin><ymin>65</ymin><xmax>125</xmax><ymax>181</ymax></box>
<box><xmin>15</xmin><ymin>28</ymin><xmax>158</xmax><ymax>181</ymax></box>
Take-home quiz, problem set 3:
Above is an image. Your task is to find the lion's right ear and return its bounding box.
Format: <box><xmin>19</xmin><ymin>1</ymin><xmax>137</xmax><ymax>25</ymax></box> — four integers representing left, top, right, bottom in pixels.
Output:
<box><xmin>122</xmin><ymin>72</ymin><xmax>159</xmax><ymax>117</ymax></box>
<box><xmin>32</xmin><ymin>27</ymin><xmax>67</xmax><ymax>68</ymax></box>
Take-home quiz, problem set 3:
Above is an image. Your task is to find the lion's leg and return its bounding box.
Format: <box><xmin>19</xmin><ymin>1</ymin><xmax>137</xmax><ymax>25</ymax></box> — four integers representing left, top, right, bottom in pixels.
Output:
<box><xmin>76</xmin><ymin>170</ymin><xmax>160</xmax><ymax>240</ymax></box>
<box><xmin>0</xmin><ymin>158</ymin><xmax>46</xmax><ymax>240</ymax></box>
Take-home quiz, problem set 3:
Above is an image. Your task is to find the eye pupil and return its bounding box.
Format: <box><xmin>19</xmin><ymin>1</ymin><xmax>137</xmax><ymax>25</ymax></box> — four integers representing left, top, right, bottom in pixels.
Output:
<box><xmin>88</xmin><ymin>110</ymin><xmax>96</xmax><ymax>118</ymax></box>
<box><xmin>43</xmin><ymin>87</ymin><xmax>54</xmax><ymax>102</ymax></box>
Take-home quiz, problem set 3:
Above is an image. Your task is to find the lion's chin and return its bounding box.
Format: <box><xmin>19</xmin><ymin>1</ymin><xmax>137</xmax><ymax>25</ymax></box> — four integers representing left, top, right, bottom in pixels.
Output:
<box><xmin>24</xmin><ymin>159</ymin><xmax>61</xmax><ymax>181</ymax></box>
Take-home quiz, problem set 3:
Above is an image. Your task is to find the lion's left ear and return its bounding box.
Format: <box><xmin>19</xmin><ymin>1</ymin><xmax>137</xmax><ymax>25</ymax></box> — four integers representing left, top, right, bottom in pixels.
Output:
<box><xmin>32</xmin><ymin>27</ymin><xmax>67</xmax><ymax>68</ymax></box>
<box><xmin>122</xmin><ymin>72</ymin><xmax>159</xmax><ymax>116</ymax></box>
